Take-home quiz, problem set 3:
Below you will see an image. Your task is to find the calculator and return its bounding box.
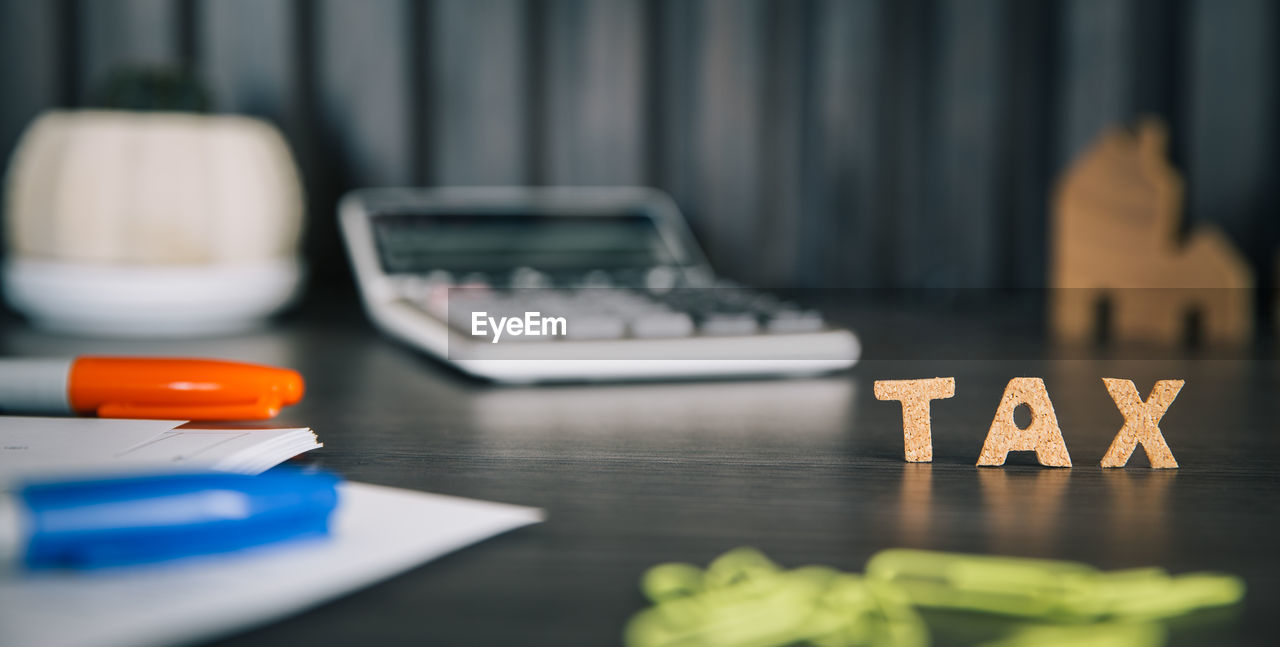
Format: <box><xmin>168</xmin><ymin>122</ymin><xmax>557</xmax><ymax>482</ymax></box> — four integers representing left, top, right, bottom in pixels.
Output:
<box><xmin>339</xmin><ymin>187</ymin><xmax>859</xmax><ymax>383</ymax></box>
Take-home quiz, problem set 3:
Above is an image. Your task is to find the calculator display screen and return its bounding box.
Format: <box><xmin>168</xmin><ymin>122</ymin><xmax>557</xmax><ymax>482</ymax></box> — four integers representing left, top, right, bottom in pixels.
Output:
<box><xmin>371</xmin><ymin>212</ymin><xmax>682</xmax><ymax>275</ymax></box>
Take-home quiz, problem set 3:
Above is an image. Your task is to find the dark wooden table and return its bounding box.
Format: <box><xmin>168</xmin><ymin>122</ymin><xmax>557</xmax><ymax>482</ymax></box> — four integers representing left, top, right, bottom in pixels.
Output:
<box><xmin>5</xmin><ymin>292</ymin><xmax>1275</xmax><ymax>646</ymax></box>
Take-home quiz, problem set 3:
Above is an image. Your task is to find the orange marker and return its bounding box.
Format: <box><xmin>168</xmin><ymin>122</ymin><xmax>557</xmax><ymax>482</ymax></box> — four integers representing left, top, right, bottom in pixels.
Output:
<box><xmin>0</xmin><ymin>357</ymin><xmax>304</xmax><ymax>420</ymax></box>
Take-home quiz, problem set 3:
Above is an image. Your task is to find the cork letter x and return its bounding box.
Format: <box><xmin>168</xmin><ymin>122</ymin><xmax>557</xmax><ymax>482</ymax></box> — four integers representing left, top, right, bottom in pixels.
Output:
<box><xmin>1100</xmin><ymin>378</ymin><xmax>1183</xmax><ymax>469</ymax></box>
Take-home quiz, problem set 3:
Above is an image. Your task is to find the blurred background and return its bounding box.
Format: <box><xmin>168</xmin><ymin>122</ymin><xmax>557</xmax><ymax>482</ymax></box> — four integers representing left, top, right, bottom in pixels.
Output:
<box><xmin>0</xmin><ymin>0</ymin><xmax>1276</xmax><ymax>294</ymax></box>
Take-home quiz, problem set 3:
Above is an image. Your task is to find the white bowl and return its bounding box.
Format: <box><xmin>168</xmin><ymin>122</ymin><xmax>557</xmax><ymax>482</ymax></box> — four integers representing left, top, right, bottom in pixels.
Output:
<box><xmin>3</xmin><ymin>257</ymin><xmax>303</xmax><ymax>337</ymax></box>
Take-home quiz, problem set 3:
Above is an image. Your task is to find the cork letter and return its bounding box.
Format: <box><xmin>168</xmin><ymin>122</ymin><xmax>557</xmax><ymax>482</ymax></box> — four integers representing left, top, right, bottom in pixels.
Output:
<box><xmin>977</xmin><ymin>378</ymin><xmax>1072</xmax><ymax>467</ymax></box>
<box><xmin>1100</xmin><ymin>378</ymin><xmax>1182</xmax><ymax>469</ymax></box>
<box><xmin>875</xmin><ymin>377</ymin><xmax>955</xmax><ymax>462</ymax></box>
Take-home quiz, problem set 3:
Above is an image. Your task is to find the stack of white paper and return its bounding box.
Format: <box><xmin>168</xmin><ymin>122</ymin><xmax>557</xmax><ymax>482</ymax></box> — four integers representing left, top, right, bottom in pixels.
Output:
<box><xmin>0</xmin><ymin>416</ymin><xmax>321</xmax><ymax>482</ymax></box>
<box><xmin>0</xmin><ymin>416</ymin><xmax>545</xmax><ymax>647</ymax></box>
<box><xmin>0</xmin><ymin>481</ymin><xmax>545</xmax><ymax>647</ymax></box>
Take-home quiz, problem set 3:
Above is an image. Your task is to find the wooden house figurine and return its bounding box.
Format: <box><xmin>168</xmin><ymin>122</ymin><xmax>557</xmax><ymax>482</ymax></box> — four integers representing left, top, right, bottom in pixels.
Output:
<box><xmin>1049</xmin><ymin>119</ymin><xmax>1252</xmax><ymax>344</ymax></box>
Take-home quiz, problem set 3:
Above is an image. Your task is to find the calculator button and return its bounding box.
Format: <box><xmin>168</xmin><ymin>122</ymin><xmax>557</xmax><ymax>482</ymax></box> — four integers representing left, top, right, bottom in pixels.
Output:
<box><xmin>564</xmin><ymin>315</ymin><xmax>627</xmax><ymax>340</ymax></box>
<box><xmin>395</xmin><ymin>276</ymin><xmax>431</xmax><ymax>303</ymax></box>
<box><xmin>423</xmin><ymin>270</ymin><xmax>455</xmax><ymax>286</ymax></box>
<box><xmin>578</xmin><ymin>270</ymin><xmax>615</xmax><ymax>288</ymax></box>
<box><xmin>699</xmin><ymin>313</ymin><xmax>760</xmax><ymax>336</ymax></box>
<box><xmin>766</xmin><ymin>311</ymin><xmax>825</xmax><ymax>333</ymax></box>
<box><xmin>630</xmin><ymin>312</ymin><xmax>695</xmax><ymax>338</ymax></box>
<box><xmin>415</xmin><ymin>285</ymin><xmax>451</xmax><ymax>318</ymax></box>
<box><xmin>510</xmin><ymin>266</ymin><xmax>552</xmax><ymax>289</ymax></box>
<box><xmin>645</xmin><ymin>266</ymin><xmax>679</xmax><ymax>293</ymax></box>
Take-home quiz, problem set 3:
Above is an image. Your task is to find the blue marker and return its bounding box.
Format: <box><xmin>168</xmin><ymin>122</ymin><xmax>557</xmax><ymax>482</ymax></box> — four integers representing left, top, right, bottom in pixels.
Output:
<box><xmin>0</xmin><ymin>469</ymin><xmax>339</xmax><ymax>570</ymax></box>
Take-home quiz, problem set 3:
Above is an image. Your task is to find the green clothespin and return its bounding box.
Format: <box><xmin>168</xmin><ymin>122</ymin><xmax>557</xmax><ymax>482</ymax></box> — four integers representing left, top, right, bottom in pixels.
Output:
<box><xmin>865</xmin><ymin>549</ymin><xmax>1245</xmax><ymax>622</ymax></box>
<box><xmin>626</xmin><ymin>548</ymin><xmax>1244</xmax><ymax>647</ymax></box>
<box><xmin>626</xmin><ymin>548</ymin><xmax>928</xmax><ymax>647</ymax></box>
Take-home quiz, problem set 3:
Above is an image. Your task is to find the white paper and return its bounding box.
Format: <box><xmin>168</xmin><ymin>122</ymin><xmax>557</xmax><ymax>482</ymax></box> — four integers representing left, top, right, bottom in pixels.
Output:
<box><xmin>0</xmin><ymin>416</ymin><xmax>321</xmax><ymax>482</ymax></box>
<box><xmin>0</xmin><ymin>481</ymin><xmax>544</xmax><ymax>647</ymax></box>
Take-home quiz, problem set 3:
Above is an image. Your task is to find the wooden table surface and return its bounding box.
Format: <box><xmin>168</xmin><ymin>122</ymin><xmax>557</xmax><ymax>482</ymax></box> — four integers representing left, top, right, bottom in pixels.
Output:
<box><xmin>5</xmin><ymin>292</ymin><xmax>1275</xmax><ymax>646</ymax></box>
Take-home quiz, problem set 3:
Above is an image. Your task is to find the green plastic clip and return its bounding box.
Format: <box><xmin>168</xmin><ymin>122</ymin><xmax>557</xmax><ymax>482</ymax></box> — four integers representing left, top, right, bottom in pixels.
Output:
<box><xmin>865</xmin><ymin>549</ymin><xmax>1245</xmax><ymax>622</ymax></box>
<box><xmin>624</xmin><ymin>548</ymin><xmax>1244</xmax><ymax>647</ymax></box>
<box><xmin>626</xmin><ymin>548</ymin><xmax>928</xmax><ymax>647</ymax></box>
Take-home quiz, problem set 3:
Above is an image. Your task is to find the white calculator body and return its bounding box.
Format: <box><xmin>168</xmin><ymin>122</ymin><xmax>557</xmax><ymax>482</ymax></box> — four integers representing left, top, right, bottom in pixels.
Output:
<box><xmin>339</xmin><ymin>187</ymin><xmax>859</xmax><ymax>383</ymax></box>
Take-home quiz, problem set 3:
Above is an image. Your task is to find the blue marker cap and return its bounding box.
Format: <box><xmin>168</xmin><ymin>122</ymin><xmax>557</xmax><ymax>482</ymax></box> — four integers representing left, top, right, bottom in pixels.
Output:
<box><xmin>0</xmin><ymin>469</ymin><xmax>339</xmax><ymax>570</ymax></box>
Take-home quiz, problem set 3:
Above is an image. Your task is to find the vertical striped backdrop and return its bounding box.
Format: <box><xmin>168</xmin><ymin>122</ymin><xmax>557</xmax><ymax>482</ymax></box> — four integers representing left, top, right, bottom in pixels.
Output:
<box><xmin>0</xmin><ymin>0</ymin><xmax>1276</xmax><ymax>290</ymax></box>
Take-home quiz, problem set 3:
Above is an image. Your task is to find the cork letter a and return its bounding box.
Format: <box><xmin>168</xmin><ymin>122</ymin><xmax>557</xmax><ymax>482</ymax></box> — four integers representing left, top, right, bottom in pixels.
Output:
<box><xmin>977</xmin><ymin>378</ymin><xmax>1072</xmax><ymax>467</ymax></box>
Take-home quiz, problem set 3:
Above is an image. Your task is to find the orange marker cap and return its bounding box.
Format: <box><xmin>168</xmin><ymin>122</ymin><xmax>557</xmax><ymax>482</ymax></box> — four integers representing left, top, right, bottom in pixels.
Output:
<box><xmin>68</xmin><ymin>357</ymin><xmax>305</xmax><ymax>421</ymax></box>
